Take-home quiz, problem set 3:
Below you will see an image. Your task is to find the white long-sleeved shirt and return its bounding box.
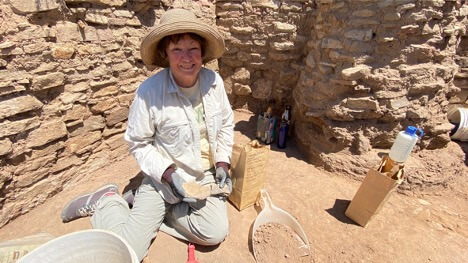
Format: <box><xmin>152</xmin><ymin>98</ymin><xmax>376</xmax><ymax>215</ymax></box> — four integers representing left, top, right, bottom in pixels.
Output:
<box><xmin>124</xmin><ymin>67</ymin><xmax>234</xmax><ymax>185</ymax></box>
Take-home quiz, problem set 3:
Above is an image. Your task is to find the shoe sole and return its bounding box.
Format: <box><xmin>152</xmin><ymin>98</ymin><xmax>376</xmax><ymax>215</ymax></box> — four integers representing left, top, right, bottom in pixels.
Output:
<box><xmin>61</xmin><ymin>183</ymin><xmax>119</xmax><ymax>222</ymax></box>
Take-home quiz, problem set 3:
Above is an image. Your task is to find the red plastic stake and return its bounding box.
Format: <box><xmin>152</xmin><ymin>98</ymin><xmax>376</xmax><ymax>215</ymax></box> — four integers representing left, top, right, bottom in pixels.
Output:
<box><xmin>187</xmin><ymin>243</ymin><xmax>199</xmax><ymax>263</ymax></box>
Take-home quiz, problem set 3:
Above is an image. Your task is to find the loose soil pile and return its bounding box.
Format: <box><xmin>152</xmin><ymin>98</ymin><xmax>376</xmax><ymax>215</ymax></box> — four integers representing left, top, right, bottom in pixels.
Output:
<box><xmin>253</xmin><ymin>222</ymin><xmax>310</xmax><ymax>263</ymax></box>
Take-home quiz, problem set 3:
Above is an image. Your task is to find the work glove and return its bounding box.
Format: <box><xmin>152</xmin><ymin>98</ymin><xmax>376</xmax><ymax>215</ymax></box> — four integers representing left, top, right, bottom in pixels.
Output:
<box><xmin>169</xmin><ymin>171</ymin><xmax>197</xmax><ymax>203</ymax></box>
<box><xmin>215</xmin><ymin>166</ymin><xmax>232</xmax><ymax>198</ymax></box>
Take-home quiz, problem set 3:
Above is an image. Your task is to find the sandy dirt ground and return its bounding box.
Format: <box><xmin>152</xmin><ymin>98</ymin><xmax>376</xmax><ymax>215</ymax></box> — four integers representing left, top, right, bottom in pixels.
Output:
<box><xmin>0</xmin><ymin>110</ymin><xmax>467</xmax><ymax>263</ymax></box>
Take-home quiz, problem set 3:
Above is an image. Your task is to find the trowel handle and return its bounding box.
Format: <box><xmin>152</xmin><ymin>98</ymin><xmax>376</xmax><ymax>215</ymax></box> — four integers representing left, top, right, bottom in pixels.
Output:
<box><xmin>259</xmin><ymin>189</ymin><xmax>274</xmax><ymax>210</ymax></box>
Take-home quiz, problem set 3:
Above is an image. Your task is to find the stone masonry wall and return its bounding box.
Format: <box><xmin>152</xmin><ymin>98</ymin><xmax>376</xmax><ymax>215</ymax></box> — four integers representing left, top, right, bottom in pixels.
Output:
<box><xmin>0</xmin><ymin>0</ymin><xmax>466</xmax><ymax>228</ymax></box>
<box><xmin>291</xmin><ymin>0</ymin><xmax>467</xmax><ymax>174</ymax></box>
<box><xmin>0</xmin><ymin>0</ymin><xmax>218</xmax><ymax>228</ymax></box>
<box><xmin>216</xmin><ymin>0</ymin><xmax>466</xmax><ymax>175</ymax></box>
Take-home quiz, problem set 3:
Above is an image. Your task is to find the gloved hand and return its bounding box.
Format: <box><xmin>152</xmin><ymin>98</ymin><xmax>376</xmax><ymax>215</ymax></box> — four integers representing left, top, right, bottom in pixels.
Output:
<box><xmin>168</xmin><ymin>171</ymin><xmax>197</xmax><ymax>203</ymax></box>
<box><xmin>215</xmin><ymin>166</ymin><xmax>232</xmax><ymax>197</ymax></box>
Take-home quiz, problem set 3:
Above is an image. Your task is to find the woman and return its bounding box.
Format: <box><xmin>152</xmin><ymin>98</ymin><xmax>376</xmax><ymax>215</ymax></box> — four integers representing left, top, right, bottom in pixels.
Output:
<box><xmin>61</xmin><ymin>8</ymin><xmax>234</xmax><ymax>262</ymax></box>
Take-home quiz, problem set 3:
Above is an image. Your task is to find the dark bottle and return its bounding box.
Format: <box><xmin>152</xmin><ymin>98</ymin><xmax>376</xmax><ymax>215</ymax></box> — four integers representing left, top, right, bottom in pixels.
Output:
<box><xmin>277</xmin><ymin>106</ymin><xmax>291</xmax><ymax>149</ymax></box>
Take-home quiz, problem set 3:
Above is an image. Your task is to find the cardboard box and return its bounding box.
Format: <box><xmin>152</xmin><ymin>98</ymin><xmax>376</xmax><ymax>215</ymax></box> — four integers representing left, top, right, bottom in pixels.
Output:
<box><xmin>345</xmin><ymin>155</ymin><xmax>404</xmax><ymax>227</ymax></box>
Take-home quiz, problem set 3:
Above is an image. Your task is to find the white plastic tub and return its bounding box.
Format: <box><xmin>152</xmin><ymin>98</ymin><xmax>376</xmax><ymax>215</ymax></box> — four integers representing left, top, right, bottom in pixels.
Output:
<box><xmin>448</xmin><ymin>107</ymin><xmax>468</xmax><ymax>141</ymax></box>
<box><xmin>18</xmin><ymin>229</ymin><xmax>139</xmax><ymax>263</ymax></box>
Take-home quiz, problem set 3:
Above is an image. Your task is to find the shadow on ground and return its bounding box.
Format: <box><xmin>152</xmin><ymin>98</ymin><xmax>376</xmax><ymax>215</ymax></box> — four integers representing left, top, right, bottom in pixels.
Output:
<box><xmin>325</xmin><ymin>199</ymin><xmax>359</xmax><ymax>225</ymax></box>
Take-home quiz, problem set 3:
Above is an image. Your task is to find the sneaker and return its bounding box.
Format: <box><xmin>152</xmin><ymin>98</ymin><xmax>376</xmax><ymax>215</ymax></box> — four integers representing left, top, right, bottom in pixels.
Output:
<box><xmin>122</xmin><ymin>188</ymin><xmax>137</xmax><ymax>208</ymax></box>
<box><xmin>61</xmin><ymin>184</ymin><xmax>119</xmax><ymax>222</ymax></box>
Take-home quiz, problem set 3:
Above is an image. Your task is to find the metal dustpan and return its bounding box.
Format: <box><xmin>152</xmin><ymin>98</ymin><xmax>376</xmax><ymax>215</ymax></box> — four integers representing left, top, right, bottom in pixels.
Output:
<box><xmin>251</xmin><ymin>189</ymin><xmax>310</xmax><ymax>260</ymax></box>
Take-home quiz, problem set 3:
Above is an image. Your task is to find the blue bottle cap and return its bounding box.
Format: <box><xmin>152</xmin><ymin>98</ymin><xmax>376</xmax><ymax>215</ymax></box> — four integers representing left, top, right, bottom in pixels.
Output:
<box><xmin>405</xmin><ymin>126</ymin><xmax>424</xmax><ymax>138</ymax></box>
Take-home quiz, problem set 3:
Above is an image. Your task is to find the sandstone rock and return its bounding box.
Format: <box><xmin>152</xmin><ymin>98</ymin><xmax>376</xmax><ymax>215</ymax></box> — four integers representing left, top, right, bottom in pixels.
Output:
<box><xmin>352</xmin><ymin>10</ymin><xmax>375</xmax><ymax>17</ymax></box>
<box><xmin>0</xmin><ymin>95</ymin><xmax>43</xmax><ymax>120</ymax></box>
<box><xmin>330</xmin><ymin>78</ymin><xmax>357</xmax><ymax>86</ymax></box>
<box><xmin>65</xmin><ymin>82</ymin><xmax>88</xmax><ymax>93</ymax></box>
<box><xmin>106</xmin><ymin>107</ymin><xmax>129</xmax><ymax>126</ymax></box>
<box><xmin>67</xmin><ymin>130</ymin><xmax>102</xmax><ymax>154</ymax></box>
<box><xmin>305</xmin><ymin>53</ymin><xmax>316</xmax><ymax>68</ymax></box>
<box><xmin>59</xmin><ymin>92</ymin><xmax>86</xmax><ymax>105</ymax></box>
<box><xmin>231</xmin><ymin>26</ymin><xmax>255</xmax><ymax>34</ymax></box>
<box><xmin>269</xmin><ymin>52</ymin><xmax>300</xmax><ymax>61</ymax></box>
<box><xmin>51</xmin><ymin>155</ymin><xmax>82</xmax><ymax>174</ymax></box>
<box><xmin>105</xmin><ymin>134</ymin><xmax>126</xmax><ymax>150</ymax></box>
<box><xmin>341</xmin><ymin>65</ymin><xmax>371</xmax><ymax>80</ymax></box>
<box><xmin>0</xmin><ymin>139</ymin><xmax>12</xmax><ymax>156</ymax></box>
<box><xmin>113</xmin><ymin>61</ymin><xmax>133</xmax><ymax>72</ymax></box>
<box><xmin>236</xmin><ymin>51</ymin><xmax>252</xmax><ymax>62</ymax></box>
<box><xmin>56</xmin><ymin>22</ymin><xmax>83</xmax><ymax>42</ymax></box>
<box><xmin>250</xmin><ymin>0</ymin><xmax>278</xmax><ymax>9</ymax></box>
<box><xmin>83</xmin><ymin>26</ymin><xmax>99</xmax><ymax>42</ymax></box>
<box><xmin>85</xmin><ymin>9</ymin><xmax>109</xmax><ymax>25</ymax></box>
<box><xmin>0</xmin><ymin>85</ymin><xmax>27</xmax><ymax>97</ymax></box>
<box><xmin>269</xmin><ymin>41</ymin><xmax>295</xmax><ymax>51</ymax></box>
<box><xmin>272</xmin><ymin>22</ymin><xmax>296</xmax><ymax>33</ymax></box>
<box><xmin>344</xmin><ymin>29</ymin><xmax>373</xmax><ymax>41</ymax></box>
<box><xmin>109</xmin><ymin>18</ymin><xmax>126</xmax><ymax>26</ymax></box>
<box><xmin>70</xmin><ymin>115</ymin><xmax>106</xmax><ymax>137</ymax></box>
<box><xmin>77</xmin><ymin>44</ymin><xmax>104</xmax><ymax>55</ymax></box>
<box><xmin>347</xmin><ymin>19</ymin><xmax>379</xmax><ymax>26</ymax></box>
<box><xmin>27</xmin><ymin>120</ymin><xmax>68</xmax><ymax>148</ymax></box>
<box><xmin>390</xmin><ymin>97</ymin><xmax>411</xmax><ymax>109</ymax></box>
<box><xmin>126</xmin><ymin>17</ymin><xmax>142</xmax><ymax>27</ymax></box>
<box><xmin>93</xmin><ymin>85</ymin><xmax>119</xmax><ymax>98</ymax></box>
<box><xmin>408</xmin><ymin>81</ymin><xmax>445</xmax><ymax>95</ymax></box>
<box><xmin>384</xmin><ymin>12</ymin><xmax>401</xmax><ymax>21</ymax></box>
<box><xmin>233</xmin><ymin>83</ymin><xmax>252</xmax><ymax>96</ymax></box>
<box><xmin>321</xmin><ymin>38</ymin><xmax>343</xmax><ymax>49</ymax></box>
<box><xmin>51</xmin><ymin>44</ymin><xmax>75</xmax><ymax>59</ymax></box>
<box><xmin>63</xmin><ymin>104</ymin><xmax>91</xmax><ymax>122</ymax></box>
<box><xmin>90</xmin><ymin>79</ymin><xmax>117</xmax><ymax>88</ymax></box>
<box><xmin>344</xmin><ymin>97</ymin><xmax>379</xmax><ymax>111</ymax></box>
<box><xmin>9</xmin><ymin>0</ymin><xmax>59</xmax><ymax>14</ymax></box>
<box><xmin>24</xmin><ymin>42</ymin><xmax>49</xmax><ymax>54</ymax></box>
<box><xmin>354</xmin><ymin>132</ymin><xmax>371</xmax><ymax>155</ymax></box>
<box><xmin>253</xmin><ymin>40</ymin><xmax>267</xmax><ymax>47</ymax></box>
<box><xmin>90</xmin><ymin>99</ymin><xmax>118</xmax><ymax>113</ymax></box>
<box><xmin>65</xmin><ymin>0</ymin><xmax>126</xmax><ymax>7</ymax></box>
<box><xmin>397</xmin><ymin>3</ymin><xmax>416</xmax><ymax>12</ymax></box>
<box><xmin>232</xmin><ymin>68</ymin><xmax>250</xmax><ymax>84</ymax></box>
<box><xmin>252</xmin><ymin>79</ymin><xmax>272</xmax><ymax>100</ymax></box>
<box><xmin>0</xmin><ymin>117</ymin><xmax>40</xmax><ymax>138</ymax></box>
<box><xmin>113</xmin><ymin>10</ymin><xmax>134</xmax><ymax>18</ymax></box>
<box><xmin>408</xmin><ymin>12</ymin><xmax>428</xmax><ymax>23</ymax></box>
<box><xmin>32</xmin><ymin>63</ymin><xmax>59</xmax><ymax>74</ymax></box>
<box><xmin>421</xmin><ymin>0</ymin><xmax>445</xmax><ymax>7</ymax></box>
<box><xmin>460</xmin><ymin>5</ymin><xmax>468</xmax><ymax>16</ymax></box>
<box><xmin>329</xmin><ymin>51</ymin><xmax>355</xmax><ymax>62</ymax></box>
<box><xmin>432</xmin><ymin>123</ymin><xmax>455</xmax><ymax>135</ymax></box>
<box><xmin>32</xmin><ymin>72</ymin><xmax>65</xmax><ymax>91</ymax></box>
<box><xmin>0</xmin><ymin>41</ymin><xmax>15</xmax><ymax>49</ymax></box>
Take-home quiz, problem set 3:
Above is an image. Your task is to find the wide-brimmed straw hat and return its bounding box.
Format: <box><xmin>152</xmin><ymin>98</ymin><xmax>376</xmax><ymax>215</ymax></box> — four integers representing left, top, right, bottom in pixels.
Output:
<box><xmin>140</xmin><ymin>8</ymin><xmax>225</xmax><ymax>67</ymax></box>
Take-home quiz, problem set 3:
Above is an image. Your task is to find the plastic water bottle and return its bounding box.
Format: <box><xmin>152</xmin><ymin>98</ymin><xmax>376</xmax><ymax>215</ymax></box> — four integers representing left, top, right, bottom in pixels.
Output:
<box><xmin>389</xmin><ymin>126</ymin><xmax>424</xmax><ymax>163</ymax></box>
<box><xmin>277</xmin><ymin>106</ymin><xmax>291</xmax><ymax>149</ymax></box>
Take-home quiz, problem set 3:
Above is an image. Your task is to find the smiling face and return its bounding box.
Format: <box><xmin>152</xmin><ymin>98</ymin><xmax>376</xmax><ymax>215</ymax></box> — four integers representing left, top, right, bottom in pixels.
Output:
<box><xmin>165</xmin><ymin>34</ymin><xmax>203</xmax><ymax>88</ymax></box>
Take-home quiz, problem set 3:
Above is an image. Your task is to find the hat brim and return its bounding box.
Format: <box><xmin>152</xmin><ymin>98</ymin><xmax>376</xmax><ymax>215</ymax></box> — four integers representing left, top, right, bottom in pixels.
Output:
<box><xmin>140</xmin><ymin>21</ymin><xmax>225</xmax><ymax>67</ymax></box>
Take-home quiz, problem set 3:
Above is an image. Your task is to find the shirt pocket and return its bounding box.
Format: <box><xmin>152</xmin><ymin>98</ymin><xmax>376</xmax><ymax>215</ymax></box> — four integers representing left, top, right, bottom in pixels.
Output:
<box><xmin>157</xmin><ymin>120</ymin><xmax>191</xmax><ymax>157</ymax></box>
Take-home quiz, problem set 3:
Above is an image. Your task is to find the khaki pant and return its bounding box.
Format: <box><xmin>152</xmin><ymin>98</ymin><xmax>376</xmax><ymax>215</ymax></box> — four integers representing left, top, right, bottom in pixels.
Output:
<box><xmin>91</xmin><ymin>173</ymin><xmax>228</xmax><ymax>262</ymax></box>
